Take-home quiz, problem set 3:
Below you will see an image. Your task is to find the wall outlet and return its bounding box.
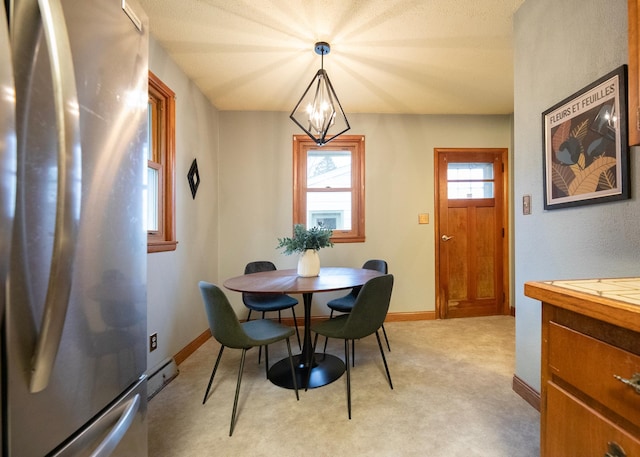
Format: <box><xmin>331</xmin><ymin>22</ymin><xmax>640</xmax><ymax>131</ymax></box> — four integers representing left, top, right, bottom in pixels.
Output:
<box><xmin>150</xmin><ymin>333</ymin><xmax>158</xmax><ymax>352</ymax></box>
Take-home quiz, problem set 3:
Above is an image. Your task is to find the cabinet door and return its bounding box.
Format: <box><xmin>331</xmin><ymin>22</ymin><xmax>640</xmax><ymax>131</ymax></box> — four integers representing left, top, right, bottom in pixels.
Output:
<box><xmin>629</xmin><ymin>0</ymin><xmax>640</xmax><ymax>146</ymax></box>
<box><xmin>545</xmin><ymin>383</ymin><xmax>640</xmax><ymax>456</ymax></box>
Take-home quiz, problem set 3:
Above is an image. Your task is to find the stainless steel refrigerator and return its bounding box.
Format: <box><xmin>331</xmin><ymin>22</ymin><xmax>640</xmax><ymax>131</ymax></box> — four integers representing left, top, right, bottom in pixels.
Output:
<box><xmin>0</xmin><ymin>0</ymin><xmax>149</xmax><ymax>455</ymax></box>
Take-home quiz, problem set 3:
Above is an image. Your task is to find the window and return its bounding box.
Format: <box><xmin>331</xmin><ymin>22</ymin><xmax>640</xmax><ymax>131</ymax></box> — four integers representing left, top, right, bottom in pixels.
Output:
<box><xmin>147</xmin><ymin>71</ymin><xmax>177</xmax><ymax>252</ymax></box>
<box><xmin>447</xmin><ymin>162</ymin><xmax>495</xmax><ymax>199</ymax></box>
<box><xmin>293</xmin><ymin>135</ymin><xmax>365</xmax><ymax>243</ymax></box>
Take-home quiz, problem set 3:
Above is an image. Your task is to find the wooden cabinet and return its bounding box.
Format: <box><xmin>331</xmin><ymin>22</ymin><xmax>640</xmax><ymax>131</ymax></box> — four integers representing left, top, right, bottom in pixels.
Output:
<box><xmin>546</xmin><ymin>383</ymin><xmax>640</xmax><ymax>456</ymax></box>
<box><xmin>525</xmin><ymin>278</ymin><xmax>640</xmax><ymax>457</ymax></box>
<box><xmin>629</xmin><ymin>0</ymin><xmax>640</xmax><ymax>146</ymax></box>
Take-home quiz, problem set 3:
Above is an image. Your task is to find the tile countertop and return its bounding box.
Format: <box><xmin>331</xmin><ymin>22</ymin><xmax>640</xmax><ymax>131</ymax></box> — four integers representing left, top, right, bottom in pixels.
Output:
<box><xmin>524</xmin><ymin>278</ymin><xmax>640</xmax><ymax>334</ymax></box>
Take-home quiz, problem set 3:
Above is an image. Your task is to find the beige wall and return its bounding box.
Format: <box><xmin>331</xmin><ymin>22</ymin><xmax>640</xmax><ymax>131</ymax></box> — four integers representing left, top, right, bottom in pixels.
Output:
<box><xmin>143</xmin><ymin>0</ymin><xmax>640</xmax><ymax>400</ymax></box>
<box><xmin>218</xmin><ymin>111</ymin><xmax>513</xmax><ymax>317</ymax></box>
<box><xmin>513</xmin><ymin>0</ymin><xmax>639</xmax><ymax>392</ymax></box>
<box><xmin>147</xmin><ymin>36</ymin><xmax>220</xmax><ymax>372</ymax></box>
<box><xmin>148</xmin><ymin>31</ymin><xmax>511</xmax><ymax>374</ymax></box>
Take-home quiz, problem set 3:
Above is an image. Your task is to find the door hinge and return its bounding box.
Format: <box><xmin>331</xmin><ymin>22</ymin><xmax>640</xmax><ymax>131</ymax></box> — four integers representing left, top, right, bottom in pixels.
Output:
<box><xmin>502</xmin><ymin>227</ymin><xmax>505</xmax><ymax>237</ymax></box>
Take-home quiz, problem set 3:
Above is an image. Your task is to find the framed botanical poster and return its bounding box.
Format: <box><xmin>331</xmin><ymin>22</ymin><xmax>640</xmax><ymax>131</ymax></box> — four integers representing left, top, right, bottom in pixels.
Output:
<box><xmin>542</xmin><ymin>65</ymin><xmax>629</xmax><ymax>209</ymax></box>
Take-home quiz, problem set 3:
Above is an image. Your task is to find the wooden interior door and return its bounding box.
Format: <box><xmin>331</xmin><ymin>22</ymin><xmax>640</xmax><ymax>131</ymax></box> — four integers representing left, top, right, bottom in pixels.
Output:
<box><xmin>435</xmin><ymin>148</ymin><xmax>508</xmax><ymax>319</ymax></box>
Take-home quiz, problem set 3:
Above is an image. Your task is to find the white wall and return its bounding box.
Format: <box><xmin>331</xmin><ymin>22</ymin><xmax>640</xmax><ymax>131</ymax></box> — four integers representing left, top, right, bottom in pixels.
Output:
<box><xmin>147</xmin><ymin>37</ymin><xmax>219</xmax><ymax>371</ymax></box>
<box><xmin>218</xmin><ymin>112</ymin><xmax>513</xmax><ymax>317</ymax></box>
<box><xmin>513</xmin><ymin>0</ymin><xmax>640</xmax><ymax>391</ymax></box>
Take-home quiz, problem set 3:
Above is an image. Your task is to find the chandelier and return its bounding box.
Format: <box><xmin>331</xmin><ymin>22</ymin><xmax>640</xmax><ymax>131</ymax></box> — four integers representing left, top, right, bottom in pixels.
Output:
<box><xmin>289</xmin><ymin>42</ymin><xmax>350</xmax><ymax>146</ymax></box>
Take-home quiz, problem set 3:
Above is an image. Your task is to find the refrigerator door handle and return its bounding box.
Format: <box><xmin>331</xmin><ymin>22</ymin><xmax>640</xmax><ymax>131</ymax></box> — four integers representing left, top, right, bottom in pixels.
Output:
<box><xmin>29</xmin><ymin>0</ymin><xmax>81</xmax><ymax>393</ymax></box>
<box><xmin>89</xmin><ymin>394</ymin><xmax>141</xmax><ymax>457</ymax></box>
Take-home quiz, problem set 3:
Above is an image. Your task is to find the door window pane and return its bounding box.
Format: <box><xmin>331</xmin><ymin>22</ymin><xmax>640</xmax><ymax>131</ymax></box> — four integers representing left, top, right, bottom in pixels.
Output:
<box><xmin>447</xmin><ymin>162</ymin><xmax>494</xmax><ymax>199</ymax></box>
<box><xmin>447</xmin><ymin>162</ymin><xmax>494</xmax><ymax>180</ymax></box>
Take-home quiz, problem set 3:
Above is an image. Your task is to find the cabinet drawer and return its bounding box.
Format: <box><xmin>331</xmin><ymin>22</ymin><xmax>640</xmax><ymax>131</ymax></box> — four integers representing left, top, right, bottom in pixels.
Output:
<box><xmin>548</xmin><ymin>322</ymin><xmax>640</xmax><ymax>427</ymax></box>
<box><xmin>546</xmin><ymin>382</ymin><xmax>640</xmax><ymax>456</ymax></box>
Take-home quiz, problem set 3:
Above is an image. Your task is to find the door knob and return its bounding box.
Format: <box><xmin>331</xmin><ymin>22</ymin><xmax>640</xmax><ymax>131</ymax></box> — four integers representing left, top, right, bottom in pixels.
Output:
<box><xmin>441</xmin><ymin>235</ymin><xmax>454</xmax><ymax>241</ymax></box>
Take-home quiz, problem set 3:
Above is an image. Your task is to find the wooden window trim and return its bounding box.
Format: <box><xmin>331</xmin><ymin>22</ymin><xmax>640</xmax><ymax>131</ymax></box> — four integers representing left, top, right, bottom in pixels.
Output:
<box><xmin>148</xmin><ymin>71</ymin><xmax>177</xmax><ymax>253</ymax></box>
<box><xmin>293</xmin><ymin>135</ymin><xmax>365</xmax><ymax>243</ymax></box>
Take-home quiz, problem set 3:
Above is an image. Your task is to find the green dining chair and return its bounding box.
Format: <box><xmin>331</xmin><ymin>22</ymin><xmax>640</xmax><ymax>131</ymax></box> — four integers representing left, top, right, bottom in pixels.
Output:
<box><xmin>309</xmin><ymin>274</ymin><xmax>394</xmax><ymax>419</ymax></box>
<box><xmin>323</xmin><ymin>259</ymin><xmax>391</xmax><ymax>362</ymax></box>
<box><xmin>198</xmin><ymin>281</ymin><xmax>299</xmax><ymax>436</ymax></box>
<box><xmin>242</xmin><ymin>261</ymin><xmax>302</xmax><ymax>362</ymax></box>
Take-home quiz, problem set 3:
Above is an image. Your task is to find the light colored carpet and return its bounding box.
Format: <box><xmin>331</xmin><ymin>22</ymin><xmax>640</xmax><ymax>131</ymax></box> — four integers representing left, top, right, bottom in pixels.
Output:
<box><xmin>148</xmin><ymin>316</ymin><xmax>540</xmax><ymax>456</ymax></box>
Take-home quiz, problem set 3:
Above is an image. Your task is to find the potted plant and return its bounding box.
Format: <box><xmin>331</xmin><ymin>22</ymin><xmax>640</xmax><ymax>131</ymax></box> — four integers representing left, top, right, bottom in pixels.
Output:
<box><xmin>276</xmin><ymin>223</ymin><xmax>334</xmax><ymax>277</ymax></box>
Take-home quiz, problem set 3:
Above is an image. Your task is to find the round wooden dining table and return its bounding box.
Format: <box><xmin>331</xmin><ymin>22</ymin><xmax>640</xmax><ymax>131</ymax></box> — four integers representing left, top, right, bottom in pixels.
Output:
<box><xmin>223</xmin><ymin>266</ymin><xmax>384</xmax><ymax>389</ymax></box>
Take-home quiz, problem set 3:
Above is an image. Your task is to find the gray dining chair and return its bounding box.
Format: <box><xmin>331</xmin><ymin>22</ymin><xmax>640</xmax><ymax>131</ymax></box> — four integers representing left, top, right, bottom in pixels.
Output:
<box><xmin>243</xmin><ymin>261</ymin><xmax>301</xmax><ymax>360</ymax></box>
<box><xmin>309</xmin><ymin>274</ymin><xmax>394</xmax><ymax>419</ymax></box>
<box><xmin>323</xmin><ymin>259</ymin><xmax>390</xmax><ymax>362</ymax></box>
<box><xmin>198</xmin><ymin>281</ymin><xmax>299</xmax><ymax>436</ymax></box>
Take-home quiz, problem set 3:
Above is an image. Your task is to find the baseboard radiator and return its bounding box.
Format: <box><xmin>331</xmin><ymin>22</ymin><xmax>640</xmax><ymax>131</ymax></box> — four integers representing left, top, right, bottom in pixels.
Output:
<box><xmin>147</xmin><ymin>357</ymin><xmax>179</xmax><ymax>400</ymax></box>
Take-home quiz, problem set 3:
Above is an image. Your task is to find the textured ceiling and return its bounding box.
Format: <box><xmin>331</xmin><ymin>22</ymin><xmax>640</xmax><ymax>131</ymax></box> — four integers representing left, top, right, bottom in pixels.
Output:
<box><xmin>137</xmin><ymin>0</ymin><xmax>526</xmax><ymax>115</ymax></box>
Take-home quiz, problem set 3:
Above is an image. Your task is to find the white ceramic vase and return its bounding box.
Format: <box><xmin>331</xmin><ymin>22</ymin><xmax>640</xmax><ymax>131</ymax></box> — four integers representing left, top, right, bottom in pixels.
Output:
<box><xmin>297</xmin><ymin>249</ymin><xmax>320</xmax><ymax>277</ymax></box>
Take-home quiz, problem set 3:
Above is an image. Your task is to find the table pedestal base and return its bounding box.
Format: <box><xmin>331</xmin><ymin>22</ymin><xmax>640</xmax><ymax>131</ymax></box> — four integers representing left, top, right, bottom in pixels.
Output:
<box><xmin>268</xmin><ymin>353</ymin><xmax>345</xmax><ymax>389</ymax></box>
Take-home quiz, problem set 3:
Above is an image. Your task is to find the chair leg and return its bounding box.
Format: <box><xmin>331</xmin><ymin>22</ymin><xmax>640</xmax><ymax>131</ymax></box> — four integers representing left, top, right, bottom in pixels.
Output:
<box><xmin>203</xmin><ymin>345</ymin><xmax>225</xmax><ymax>405</ymax></box>
<box><xmin>322</xmin><ymin>310</ymin><xmax>334</xmax><ymax>354</ymax></box>
<box><xmin>285</xmin><ymin>337</ymin><xmax>299</xmax><ymax>400</ymax></box>
<box><xmin>258</xmin><ymin>312</ymin><xmax>266</xmax><ymax>364</ymax></box>
<box><xmin>322</xmin><ymin>311</ymin><xmax>357</xmax><ymax>366</ymax></box>
<box><xmin>375</xmin><ymin>330</ymin><xmax>393</xmax><ymax>390</ymax></box>
<box><xmin>264</xmin><ymin>344</ymin><xmax>269</xmax><ymax>378</ymax></box>
<box><xmin>351</xmin><ymin>339</ymin><xmax>355</xmax><ymax>367</ymax></box>
<box><xmin>290</xmin><ymin>306</ymin><xmax>301</xmax><ymax>350</ymax></box>
<box><xmin>382</xmin><ymin>324</ymin><xmax>391</xmax><ymax>351</ymax></box>
<box><xmin>230</xmin><ymin>348</ymin><xmax>248</xmax><ymax>436</ymax></box>
<box><xmin>345</xmin><ymin>339</ymin><xmax>352</xmax><ymax>419</ymax></box>
<box><xmin>246</xmin><ymin>310</ymin><xmax>253</xmax><ymax>321</ymax></box>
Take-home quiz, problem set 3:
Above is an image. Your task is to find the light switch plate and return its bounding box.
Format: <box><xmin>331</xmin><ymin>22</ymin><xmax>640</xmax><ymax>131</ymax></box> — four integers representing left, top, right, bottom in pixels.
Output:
<box><xmin>523</xmin><ymin>195</ymin><xmax>531</xmax><ymax>215</ymax></box>
<box><xmin>418</xmin><ymin>213</ymin><xmax>429</xmax><ymax>224</ymax></box>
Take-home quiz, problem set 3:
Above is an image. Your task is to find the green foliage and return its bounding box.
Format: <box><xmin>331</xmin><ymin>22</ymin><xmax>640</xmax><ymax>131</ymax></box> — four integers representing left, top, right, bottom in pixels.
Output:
<box><xmin>276</xmin><ymin>224</ymin><xmax>334</xmax><ymax>255</ymax></box>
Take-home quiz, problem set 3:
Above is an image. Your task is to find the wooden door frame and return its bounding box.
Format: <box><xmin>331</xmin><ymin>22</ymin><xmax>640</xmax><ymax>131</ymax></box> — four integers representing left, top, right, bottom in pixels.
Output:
<box><xmin>433</xmin><ymin>148</ymin><xmax>510</xmax><ymax>319</ymax></box>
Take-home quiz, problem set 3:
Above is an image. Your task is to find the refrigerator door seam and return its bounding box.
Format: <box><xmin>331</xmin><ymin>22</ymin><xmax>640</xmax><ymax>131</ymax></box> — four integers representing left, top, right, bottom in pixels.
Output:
<box><xmin>0</xmin><ymin>0</ymin><xmax>17</xmax><ymax>323</ymax></box>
